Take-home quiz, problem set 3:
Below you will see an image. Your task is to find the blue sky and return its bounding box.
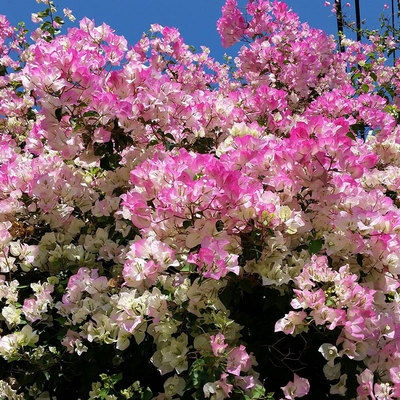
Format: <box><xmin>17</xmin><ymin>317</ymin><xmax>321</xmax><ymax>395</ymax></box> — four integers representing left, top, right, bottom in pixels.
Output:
<box><xmin>0</xmin><ymin>1</ymin><xmax>394</xmax><ymax>62</ymax></box>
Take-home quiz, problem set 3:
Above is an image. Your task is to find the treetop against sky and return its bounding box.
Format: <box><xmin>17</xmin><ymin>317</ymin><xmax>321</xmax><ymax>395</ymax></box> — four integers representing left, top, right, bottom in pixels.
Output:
<box><xmin>0</xmin><ymin>0</ymin><xmax>395</xmax><ymax>62</ymax></box>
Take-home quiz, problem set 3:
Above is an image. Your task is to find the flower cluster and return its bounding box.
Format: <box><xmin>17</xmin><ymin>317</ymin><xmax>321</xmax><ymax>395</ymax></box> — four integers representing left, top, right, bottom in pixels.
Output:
<box><xmin>0</xmin><ymin>0</ymin><xmax>400</xmax><ymax>398</ymax></box>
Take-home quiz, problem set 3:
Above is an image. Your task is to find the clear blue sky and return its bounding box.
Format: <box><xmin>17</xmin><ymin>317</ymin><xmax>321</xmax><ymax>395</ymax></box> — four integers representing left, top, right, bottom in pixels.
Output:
<box><xmin>0</xmin><ymin>0</ymin><xmax>394</xmax><ymax>62</ymax></box>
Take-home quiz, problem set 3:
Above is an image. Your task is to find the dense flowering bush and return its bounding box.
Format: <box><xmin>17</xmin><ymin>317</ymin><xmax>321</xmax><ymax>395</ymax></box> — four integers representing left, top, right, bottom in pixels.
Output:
<box><xmin>1</xmin><ymin>0</ymin><xmax>400</xmax><ymax>398</ymax></box>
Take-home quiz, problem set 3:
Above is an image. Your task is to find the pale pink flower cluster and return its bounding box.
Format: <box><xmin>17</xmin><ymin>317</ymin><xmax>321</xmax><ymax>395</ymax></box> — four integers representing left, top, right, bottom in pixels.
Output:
<box><xmin>206</xmin><ymin>333</ymin><xmax>256</xmax><ymax>398</ymax></box>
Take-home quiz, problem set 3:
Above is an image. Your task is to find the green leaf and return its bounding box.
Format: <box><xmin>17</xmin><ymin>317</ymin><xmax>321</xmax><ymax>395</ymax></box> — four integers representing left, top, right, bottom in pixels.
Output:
<box><xmin>111</xmin><ymin>373</ymin><xmax>123</xmax><ymax>385</ymax></box>
<box><xmin>189</xmin><ymin>358</ymin><xmax>208</xmax><ymax>388</ymax></box>
<box><xmin>183</xmin><ymin>220</ymin><xmax>193</xmax><ymax>229</ymax></box>
<box><xmin>164</xmin><ymin>140</ymin><xmax>175</xmax><ymax>151</ymax></box>
<box><xmin>370</xmin><ymin>72</ymin><xmax>377</xmax><ymax>81</ymax></box>
<box><xmin>180</xmin><ymin>264</ymin><xmax>194</xmax><ymax>273</ymax></box>
<box><xmin>216</xmin><ymin>220</ymin><xmax>224</xmax><ymax>232</ymax></box>
<box><xmin>83</xmin><ymin>110</ymin><xmax>100</xmax><ymax>118</ymax></box>
<box><xmin>54</xmin><ymin>316</ymin><xmax>67</xmax><ymax>325</ymax></box>
<box><xmin>361</xmin><ymin>84</ymin><xmax>370</xmax><ymax>93</ymax></box>
<box><xmin>346</xmin><ymin>131</ymin><xmax>356</xmax><ymax>140</ymax></box>
<box><xmin>27</xmin><ymin>107</ymin><xmax>37</xmax><ymax>121</ymax></box>
<box><xmin>164</xmin><ymin>132</ymin><xmax>175</xmax><ymax>141</ymax></box>
<box><xmin>54</xmin><ymin>16</ymin><xmax>64</xmax><ymax>25</ymax></box>
<box><xmin>100</xmin><ymin>153</ymin><xmax>122</xmax><ymax>170</ymax></box>
<box><xmin>350</xmin><ymin>122</ymin><xmax>365</xmax><ymax>137</ymax></box>
<box><xmin>141</xmin><ymin>388</ymin><xmax>153</xmax><ymax>400</ymax></box>
<box><xmin>113</xmin><ymin>130</ymin><xmax>134</xmax><ymax>152</ymax></box>
<box><xmin>37</xmin><ymin>9</ymin><xmax>50</xmax><ymax>18</ymax></box>
<box><xmin>69</xmin><ymin>117</ymin><xmax>78</xmax><ymax>130</ymax></box>
<box><xmin>55</xmin><ymin>108</ymin><xmax>63</xmax><ymax>122</ymax></box>
<box><xmin>309</xmin><ymin>238</ymin><xmax>323</xmax><ymax>255</ymax></box>
<box><xmin>147</xmin><ymin>139</ymin><xmax>159</xmax><ymax>147</ymax></box>
<box><xmin>40</xmin><ymin>21</ymin><xmax>52</xmax><ymax>31</ymax></box>
<box><xmin>94</xmin><ymin>141</ymin><xmax>113</xmax><ymax>156</ymax></box>
<box><xmin>325</xmin><ymin>298</ymin><xmax>336</xmax><ymax>307</ymax></box>
<box><xmin>386</xmin><ymin>292</ymin><xmax>395</xmax><ymax>303</ymax></box>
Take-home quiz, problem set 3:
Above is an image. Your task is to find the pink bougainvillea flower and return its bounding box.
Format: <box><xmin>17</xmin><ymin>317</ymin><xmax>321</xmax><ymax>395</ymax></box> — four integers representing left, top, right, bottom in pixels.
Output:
<box><xmin>281</xmin><ymin>374</ymin><xmax>310</xmax><ymax>399</ymax></box>
<box><xmin>217</xmin><ymin>0</ymin><xmax>246</xmax><ymax>47</ymax></box>
<box><xmin>226</xmin><ymin>344</ymin><xmax>252</xmax><ymax>376</ymax></box>
<box><xmin>210</xmin><ymin>332</ymin><xmax>228</xmax><ymax>356</ymax></box>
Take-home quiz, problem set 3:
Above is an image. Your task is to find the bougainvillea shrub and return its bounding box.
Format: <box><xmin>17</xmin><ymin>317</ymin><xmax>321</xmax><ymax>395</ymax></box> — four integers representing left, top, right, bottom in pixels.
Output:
<box><xmin>1</xmin><ymin>0</ymin><xmax>400</xmax><ymax>398</ymax></box>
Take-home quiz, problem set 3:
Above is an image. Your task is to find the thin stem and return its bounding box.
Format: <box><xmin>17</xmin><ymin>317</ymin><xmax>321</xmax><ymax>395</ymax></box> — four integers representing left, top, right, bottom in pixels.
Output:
<box><xmin>335</xmin><ymin>0</ymin><xmax>345</xmax><ymax>52</ymax></box>
<box><xmin>355</xmin><ymin>0</ymin><xmax>361</xmax><ymax>42</ymax></box>
<box><xmin>392</xmin><ymin>0</ymin><xmax>396</xmax><ymax>65</ymax></box>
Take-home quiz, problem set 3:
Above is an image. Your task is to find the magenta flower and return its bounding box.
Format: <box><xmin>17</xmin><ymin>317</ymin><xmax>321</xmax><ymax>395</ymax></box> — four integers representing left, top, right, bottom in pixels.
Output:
<box><xmin>217</xmin><ymin>0</ymin><xmax>246</xmax><ymax>47</ymax></box>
